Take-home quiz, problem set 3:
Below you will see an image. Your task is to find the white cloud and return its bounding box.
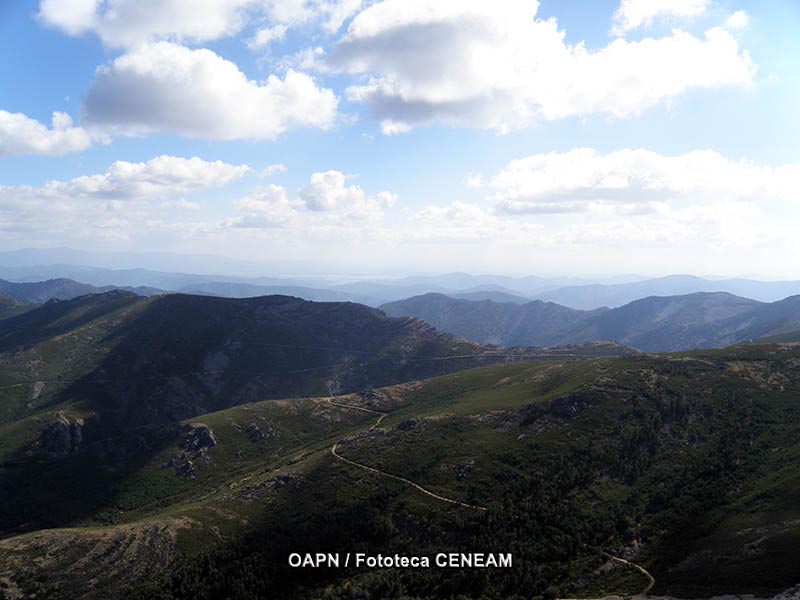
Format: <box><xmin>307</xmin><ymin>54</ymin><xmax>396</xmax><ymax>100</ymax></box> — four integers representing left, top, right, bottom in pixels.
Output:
<box><xmin>298</xmin><ymin>169</ymin><xmax>396</xmax><ymax>218</ymax></box>
<box><xmin>225</xmin><ymin>169</ymin><xmax>399</xmax><ymax>230</ymax></box>
<box><xmin>5</xmin><ymin>155</ymin><xmax>249</xmax><ymax>201</ymax></box>
<box><xmin>330</xmin><ymin>0</ymin><xmax>753</xmax><ymax>133</ymax></box>
<box><xmin>0</xmin><ymin>110</ymin><xmax>93</xmax><ymax>157</ymax></box>
<box><xmin>161</xmin><ymin>199</ymin><xmax>201</xmax><ymax>210</ymax></box>
<box><xmin>38</xmin><ymin>0</ymin><xmax>365</xmax><ymax>48</ymax></box>
<box><xmin>38</xmin><ymin>0</ymin><xmax>253</xmax><ymax>47</ymax></box>
<box><xmin>724</xmin><ymin>10</ymin><xmax>750</xmax><ymax>31</ymax></box>
<box><xmin>465</xmin><ymin>173</ymin><xmax>483</xmax><ymax>189</ymax></box>
<box><xmin>612</xmin><ymin>0</ymin><xmax>710</xmax><ymax>35</ymax></box>
<box><xmin>489</xmin><ymin>148</ymin><xmax>800</xmax><ymax>214</ymax></box>
<box><xmin>247</xmin><ymin>24</ymin><xmax>288</xmax><ymax>49</ymax></box>
<box><xmin>83</xmin><ymin>42</ymin><xmax>338</xmax><ymax>141</ymax></box>
<box><xmin>230</xmin><ymin>184</ymin><xmax>299</xmax><ymax>227</ymax></box>
<box><xmin>0</xmin><ymin>155</ymin><xmax>249</xmax><ymax>241</ymax></box>
<box><xmin>260</xmin><ymin>163</ymin><xmax>288</xmax><ymax>177</ymax></box>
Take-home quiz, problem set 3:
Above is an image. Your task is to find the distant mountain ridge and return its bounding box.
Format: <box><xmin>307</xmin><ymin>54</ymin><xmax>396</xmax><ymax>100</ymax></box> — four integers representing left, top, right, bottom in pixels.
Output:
<box><xmin>0</xmin><ymin>278</ymin><xmax>162</xmax><ymax>303</ymax></box>
<box><xmin>535</xmin><ymin>274</ymin><xmax>800</xmax><ymax>309</ymax></box>
<box><xmin>382</xmin><ymin>291</ymin><xmax>800</xmax><ymax>352</ymax></box>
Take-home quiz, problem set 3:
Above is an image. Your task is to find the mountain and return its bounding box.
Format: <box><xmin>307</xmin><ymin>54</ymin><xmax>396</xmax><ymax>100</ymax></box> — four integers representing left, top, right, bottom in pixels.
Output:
<box><xmin>178</xmin><ymin>281</ymin><xmax>380</xmax><ymax>305</ymax></box>
<box><xmin>0</xmin><ymin>277</ymin><xmax>163</xmax><ymax>303</ymax></box>
<box><xmin>0</xmin><ymin>293</ymin><xmax>32</xmax><ymax>320</ymax></box>
<box><xmin>0</xmin><ymin>291</ymin><xmax>512</xmax><ymax>432</ymax></box>
<box><xmin>381</xmin><ymin>293</ymin><xmax>603</xmax><ymax>346</ymax></box>
<box><xmin>537</xmin><ymin>274</ymin><xmax>800</xmax><ymax>309</ymax></box>
<box><xmin>448</xmin><ymin>289</ymin><xmax>531</xmax><ymax>303</ymax></box>
<box><xmin>2</xmin><ymin>342</ymin><xmax>800</xmax><ymax>599</ymax></box>
<box><xmin>382</xmin><ymin>291</ymin><xmax>800</xmax><ymax>352</ymax></box>
<box><xmin>555</xmin><ymin>292</ymin><xmax>763</xmax><ymax>351</ymax></box>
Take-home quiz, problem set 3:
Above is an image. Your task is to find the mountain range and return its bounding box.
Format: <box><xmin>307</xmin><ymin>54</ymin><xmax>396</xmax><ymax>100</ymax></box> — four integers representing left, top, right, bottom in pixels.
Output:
<box><xmin>0</xmin><ymin>277</ymin><xmax>163</xmax><ymax>304</ymax></box>
<box><xmin>382</xmin><ymin>291</ymin><xmax>800</xmax><ymax>352</ymax></box>
<box><xmin>3</xmin><ymin>250</ymin><xmax>800</xmax><ymax>310</ymax></box>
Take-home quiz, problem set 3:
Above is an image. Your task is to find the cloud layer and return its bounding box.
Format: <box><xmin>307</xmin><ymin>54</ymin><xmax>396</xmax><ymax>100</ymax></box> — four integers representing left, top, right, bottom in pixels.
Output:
<box><xmin>488</xmin><ymin>148</ymin><xmax>799</xmax><ymax>214</ymax></box>
<box><xmin>38</xmin><ymin>0</ymin><xmax>366</xmax><ymax>47</ymax></box>
<box><xmin>0</xmin><ymin>155</ymin><xmax>249</xmax><ymax>240</ymax></box>
<box><xmin>330</xmin><ymin>0</ymin><xmax>753</xmax><ymax>133</ymax></box>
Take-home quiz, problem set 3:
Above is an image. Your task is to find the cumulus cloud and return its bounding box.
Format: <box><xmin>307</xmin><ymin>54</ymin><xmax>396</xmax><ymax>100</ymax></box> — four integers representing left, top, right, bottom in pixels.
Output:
<box><xmin>611</xmin><ymin>0</ymin><xmax>710</xmax><ymax>35</ymax></box>
<box><xmin>260</xmin><ymin>163</ymin><xmax>288</xmax><ymax>177</ymax></box>
<box><xmin>298</xmin><ymin>170</ymin><xmax>396</xmax><ymax>218</ymax></box>
<box><xmin>38</xmin><ymin>0</ymin><xmax>365</xmax><ymax>48</ymax></box>
<box><xmin>0</xmin><ymin>110</ymin><xmax>93</xmax><ymax>157</ymax></box>
<box><xmin>38</xmin><ymin>0</ymin><xmax>253</xmax><ymax>47</ymax></box>
<box><xmin>83</xmin><ymin>42</ymin><xmax>338</xmax><ymax>141</ymax></box>
<box><xmin>0</xmin><ymin>155</ymin><xmax>249</xmax><ymax>241</ymax></box>
<box><xmin>329</xmin><ymin>0</ymin><xmax>753</xmax><ymax>133</ymax></box>
<box><xmin>3</xmin><ymin>155</ymin><xmax>248</xmax><ymax>201</ymax></box>
<box><xmin>227</xmin><ymin>169</ymin><xmax>398</xmax><ymax>230</ymax></box>
<box><xmin>247</xmin><ymin>24</ymin><xmax>288</xmax><ymax>49</ymax></box>
<box><xmin>489</xmin><ymin>148</ymin><xmax>800</xmax><ymax>214</ymax></box>
<box><xmin>230</xmin><ymin>184</ymin><xmax>299</xmax><ymax>227</ymax></box>
<box><xmin>724</xmin><ymin>10</ymin><xmax>750</xmax><ymax>31</ymax></box>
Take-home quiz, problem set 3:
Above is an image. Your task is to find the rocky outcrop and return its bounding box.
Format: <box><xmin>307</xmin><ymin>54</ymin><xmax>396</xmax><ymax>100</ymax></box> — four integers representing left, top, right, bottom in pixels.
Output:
<box><xmin>182</xmin><ymin>424</ymin><xmax>216</xmax><ymax>450</ymax></box>
<box><xmin>547</xmin><ymin>393</ymin><xmax>591</xmax><ymax>418</ymax></box>
<box><xmin>163</xmin><ymin>424</ymin><xmax>217</xmax><ymax>479</ymax></box>
<box><xmin>41</xmin><ymin>413</ymin><xmax>84</xmax><ymax>459</ymax></box>
<box><xmin>247</xmin><ymin>423</ymin><xmax>264</xmax><ymax>442</ymax></box>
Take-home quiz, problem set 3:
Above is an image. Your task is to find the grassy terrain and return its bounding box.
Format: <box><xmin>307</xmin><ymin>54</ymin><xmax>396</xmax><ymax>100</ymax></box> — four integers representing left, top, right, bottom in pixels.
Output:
<box><xmin>3</xmin><ymin>342</ymin><xmax>800</xmax><ymax>599</ymax></box>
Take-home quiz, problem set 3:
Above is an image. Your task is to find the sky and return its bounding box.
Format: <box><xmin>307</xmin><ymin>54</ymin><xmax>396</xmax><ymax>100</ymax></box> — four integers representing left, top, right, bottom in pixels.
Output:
<box><xmin>0</xmin><ymin>0</ymin><xmax>799</xmax><ymax>278</ymax></box>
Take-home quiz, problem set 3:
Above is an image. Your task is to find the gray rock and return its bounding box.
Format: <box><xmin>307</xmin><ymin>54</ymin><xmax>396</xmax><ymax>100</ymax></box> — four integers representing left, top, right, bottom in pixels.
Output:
<box><xmin>183</xmin><ymin>424</ymin><xmax>217</xmax><ymax>450</ymax></box>
<box><xmin>42</xmin><ymin>413</ymin><xmax>72</xmax><ymax>458</ymax></box>
<box><xmin>247</xmin><ymin>423</ymin><xmax>264</xmax><ymax>442</ymax></box>
<box><xmin>41</xmin><ymin>412</ymin><xmax>84</xmax><ymax>459</ymax></box>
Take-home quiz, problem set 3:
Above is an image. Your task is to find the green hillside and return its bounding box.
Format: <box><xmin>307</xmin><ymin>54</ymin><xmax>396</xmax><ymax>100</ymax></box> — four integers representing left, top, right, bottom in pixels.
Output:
<box><xmin>2</xmin><ymin>342</ymin><xmax>800</xmax><ymax>599</ymax></box>
<box><xmin>0</xmin><ymin>293</ymin><xmax>33</xmax><ymax>321</ymax></box>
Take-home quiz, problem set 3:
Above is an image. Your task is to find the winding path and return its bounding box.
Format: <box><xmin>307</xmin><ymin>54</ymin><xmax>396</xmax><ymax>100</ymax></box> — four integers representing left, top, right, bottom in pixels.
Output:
<box><xmin>326</xmin><ymin>398</ymin><xmax>487</xmax><ymax>511</ymax></box>
<box><xmin>607</xmin><ymin>554</ymin><xmax>655</xmax><ymax>597</ymax></box>
<box><xmin>559</xmin><ymin>553</ymin><xmax>655</xmax><ymax>600</ymax></box>
<box><xmin>325</xmin><ymin>399</ymin><xmax>653</xmax><ymax>594</ymax></box>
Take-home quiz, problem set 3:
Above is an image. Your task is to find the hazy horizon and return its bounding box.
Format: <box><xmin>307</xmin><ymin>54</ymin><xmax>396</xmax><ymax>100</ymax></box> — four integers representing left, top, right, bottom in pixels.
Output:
<box><xmin>0</xmin><ymin>245</ymin><xmax>791</xmax><ymax>283</ymax></box>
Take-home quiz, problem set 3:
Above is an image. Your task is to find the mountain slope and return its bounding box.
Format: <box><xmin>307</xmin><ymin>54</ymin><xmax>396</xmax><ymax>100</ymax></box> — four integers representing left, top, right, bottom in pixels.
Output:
<box><xmin>383</xmin><ymin>291</ymin><xmax>800</xmax><ymax>352</ymax></box>
<box><xmin>3</xmin><ymin>344</ymin><xmax>800</xmax><ymax>599</ymax></box>
<box><xmin>381</xmin><ymin>293</ymin><xmax>604</xmax><ymax>346</ymax></box>
<box><xmin>559</xmin><ymin>292</ymin><xmax>764</xmax><ymax>351</ymax></box>
<box><xmin>0</xmin><ymin>293</ymin><xmax>32</xmax><ymax>320</ymax></box>
<box><xmin>0</xmin><ymin>292</ymin><xmax>506</xmax><ymax>430</ymax></box>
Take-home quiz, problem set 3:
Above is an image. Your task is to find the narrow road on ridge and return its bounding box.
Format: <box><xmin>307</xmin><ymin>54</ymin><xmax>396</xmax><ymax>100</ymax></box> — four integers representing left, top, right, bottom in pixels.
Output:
<box><xmin>326</xmin><ymin>398</ymin><xmax>487</xmax><ymax>511</ymax></box>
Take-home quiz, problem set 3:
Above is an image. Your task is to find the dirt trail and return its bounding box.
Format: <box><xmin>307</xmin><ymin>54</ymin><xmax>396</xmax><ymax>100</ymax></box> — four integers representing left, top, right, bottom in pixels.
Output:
<box><xmin>607</xmin><ymin>554</ymin><xmax>655</xmax><ymax>597</ymax></box>
<box><xmin>560</xmin><ymin>553</ymin><xmax>655</xmax><ymax>600</ymax></box>
<box><xmin>326</xmin><ymin>399</ymin><xmax>487</xmax><ymax>511</ymax></box>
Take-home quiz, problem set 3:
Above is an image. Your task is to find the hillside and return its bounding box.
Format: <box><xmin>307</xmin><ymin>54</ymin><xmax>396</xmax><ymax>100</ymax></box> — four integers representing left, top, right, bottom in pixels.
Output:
<box><xmin>0</xmin><ymin>291</ymin><xmax>518</xmax><ymax>430</ymax></box>
<box><xmin>1</xmin><ymin>343</ymin><xmax>800</xmax><ymax>599</ymax></box>
<box><xmin>382</xmin><ymin>292</ymin><xmax>800</xmax><ymax>352</ymax></box>
<box><xmin>0</xmin><ymin>293</ymin><xmax>32</xmax><ymax>320</ymax></box>
<box><xmin>381</xmin><ymin>293</ymin><xmax>602</xmax><ymax>346</ymax></box>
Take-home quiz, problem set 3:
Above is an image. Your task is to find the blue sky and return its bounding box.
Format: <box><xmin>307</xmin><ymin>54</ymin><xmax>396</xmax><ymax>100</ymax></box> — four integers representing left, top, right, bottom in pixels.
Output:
<box><xmin>0</xmin><ymin>0</ymin><xmax>799</xmax><ymax>277</ymax></box>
